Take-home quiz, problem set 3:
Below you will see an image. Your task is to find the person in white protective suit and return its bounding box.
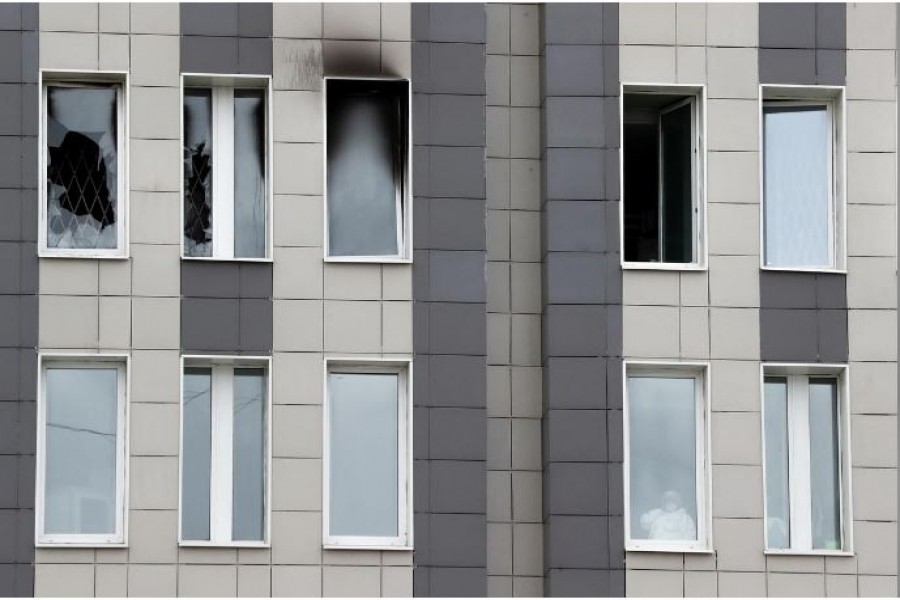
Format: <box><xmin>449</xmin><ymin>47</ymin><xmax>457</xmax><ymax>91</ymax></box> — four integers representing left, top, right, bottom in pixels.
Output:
<box><xmin>639</xmin><ymin>490</ymin><xmax>696</xmax><ymax>540</ymax></box>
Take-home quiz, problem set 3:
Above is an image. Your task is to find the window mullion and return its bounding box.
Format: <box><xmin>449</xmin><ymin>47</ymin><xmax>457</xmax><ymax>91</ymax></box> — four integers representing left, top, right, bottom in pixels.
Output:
<box><xmin>210</xmin><ymin>365</ymin><xmax>234</xmax><ymax>543</ymax></box>
<box><xmin>790</xmin><ymin>375</ymin><xmax>813</xmax><ymax>551</ymax></box>
<box><xmin>213</xmin><ymin>87</ymin><xmax>235</xmax><ymax>259</ymax></box>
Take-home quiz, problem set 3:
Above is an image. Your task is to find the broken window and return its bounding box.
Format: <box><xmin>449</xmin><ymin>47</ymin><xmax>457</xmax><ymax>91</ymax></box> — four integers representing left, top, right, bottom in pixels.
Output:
<box><xmin>623</xmin><ymin>89</ymin><xmax>703</xmax><ymax>266</ymax></box>
<box><xmin>326</xmin><ymin>79</ymin><xmax>410</xmax><ymax>260</ymax></box>
<box><xmin>183</xmin><ymin>83</ymin><xmax>268</xmax><ymax>260</ymax></box>
<box><xmin>44</xmin><ymin>83</ymin><xmax>124</xmax><ymax>254</ymax></box>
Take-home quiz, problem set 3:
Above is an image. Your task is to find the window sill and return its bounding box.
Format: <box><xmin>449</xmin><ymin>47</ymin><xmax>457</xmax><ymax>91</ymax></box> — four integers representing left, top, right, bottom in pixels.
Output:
<box><xmin>622</xmin><ymin>261</ymin><xmax>707</xmax><ymax>272</ymax></box>
<box><xmin>324</xmin><ymin>256</ymin><xmax>412</xmax><ymax>265</ymax></box>
<box><xmin>760</xmin><ymin>265</ymin><xmax>847</xmax><ymax>275</ymax></box>
<box><xmin>179</xmin><ymin>541</ymin><xmax>270</xmax><ymax>549</ymax></box>
<box><xmin>626</xmin><ymin>545</ymin><xmax>713</xmax><ymax>554</ymax></box>
<box><xmin>37</xmin><ymin>541</ymin><xmax>127</xmax><ymax>548</ymax></box>
<box><xmin>181</xmin><ymin>255</ymin><xmax>273</xmax><ymax>264</ymax></box>
<box><xmin>764</xmin><ymin>549</ymin><xmax>853</xmax><ymax>557</ymax></box>
<box><xmin>39</xmin><ymin>251</ymin><xmax>129</xmax><ymax>260</ymax></box>
<box><xmin>323</xmin><ymin>544</ymin><xmax>413</xmax><ymax>552</ymax></box>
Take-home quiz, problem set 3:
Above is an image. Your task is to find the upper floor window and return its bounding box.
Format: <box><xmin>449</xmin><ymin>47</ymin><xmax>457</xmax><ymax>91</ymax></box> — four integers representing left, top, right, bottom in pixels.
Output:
<box><xmin>762</xmin><ymin>87</ymin><xmax>844</xmax><ymax>271</ymax></box>
<box><xmin>763</xmin><ymin>366</ymin><xmax>851</xmax><ymax>554</ymax></box>
<box><xmin>182</xmin><ymin>76</ymin><xmax>271</xmax><ymax>260</ymax></box>
<box><xmin>37</xmin><ymin>356</ymin><xmax>127</xmax><ymax>546</ymax></box>
<box><xmin>325</xmin><ymin>78</ymin><xmax>410</xmax><ymax>262</ymax></box>
<box><xmin>622</xmin><ymin>85</ymin><xmax>705</xmax><ymax>269</ymax></box>
<box><xmin>41</xmin><ymin>76</ymin><xmax>126</xmax><ymax>258</ymax></box>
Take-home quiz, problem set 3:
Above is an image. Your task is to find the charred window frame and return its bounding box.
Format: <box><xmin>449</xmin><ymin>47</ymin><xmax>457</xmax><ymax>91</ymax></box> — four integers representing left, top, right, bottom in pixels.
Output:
<box><xmin>621</xmin><ymin>85</ymin><xmax>705</xmax><ymax>270</ymax></box>
<box><xmin>325</xmin><ymin>78</ymin><xmax>411</xmax><ymax>263</ymax></box>
<box><xmin>181</xmin><ymin>75</ymin><xmax>272</xmax><ymax>261</ymax></box>
<box><xmin>40</xmin><ymin>73</ymin><xmax>128</xmax><ymax>258</ymax></box>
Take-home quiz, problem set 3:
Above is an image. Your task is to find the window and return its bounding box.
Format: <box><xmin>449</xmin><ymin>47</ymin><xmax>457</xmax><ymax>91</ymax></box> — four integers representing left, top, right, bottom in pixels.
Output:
<box><xmin>180</xmin><ymin>358</ymin><xmax>270</xmax><ymax>546</ymax></box>
<box><xmin>325</xmin><ymin>78</ymin><xmax>410</xmax><ymax>262</ymax></box>
<box><xmin>41</xmin><ymin>77</ymin><xmax>126</xmax><ymax>257</ymax></box>
<box><xmin>324</xmin><ymin>360</ymin><xmax>411</xmax><ymax>548</ymax></box>
<box><xmin>763</xmin><ymin>366</ymin><xmax>850</xmax><ymax>553</ymax></box>
<box><xmin>624</xmin><ymin>363</ymin><xmax>708</xmax><ymax>552</ymax></box>
<box><xmin>182</xmin><ymin>77</ymin><xmax>271</xmax><ymax>260</ymax></box>
<box><xmin>762</xmin><ymin>87</ymin><xmax>844</xmax><ymax>270</ymax></box>
<box><xmin>37</xmin><ymin>357</ymin><xmax>127</xmax><ymax>545</ymax></box>
<box><xmin>622</xmin><ymin>86</ymin><xmax>704</xmax><ymax>268</ymax></box>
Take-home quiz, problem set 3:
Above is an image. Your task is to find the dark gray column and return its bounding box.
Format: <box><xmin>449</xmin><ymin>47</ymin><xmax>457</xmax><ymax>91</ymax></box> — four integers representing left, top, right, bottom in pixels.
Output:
<box><xmin>0</xmin><ymin>3</ymin><xmax>37</xmax><ymax>596</ymax></box>
<box><xmin>411</xmin><ymin>4</ymin><xmax>488</xmax><ymax>597</ymax></box>
<box><xmin>180</xmin><ymin>2</ymin><xmax>273</xmax><ymax>75</ymax></box>
<box><xmin>759</xmin><ymin>3</ymin><xmax>846</xmax><ymax>85</ymax></box>
<box><xmin>540</xmin><ymin>4</ymin><xmax>623</xmax><ymax>597</ymax></box>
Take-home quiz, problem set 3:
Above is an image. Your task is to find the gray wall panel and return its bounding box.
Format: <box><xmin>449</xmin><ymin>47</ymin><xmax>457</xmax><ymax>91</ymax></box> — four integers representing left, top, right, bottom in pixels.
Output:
<box><xmin>0</xmin><ymin>4</ymin><xmax>36</xmax><ymax>596</ymax></box>
<box><xmin>180</xmin><ymin>3</ymin><xmax>273</xmax><ymax>75</ymax></box>
<box><xmin>541</xmin><ymin>3</ymin><xmax>622</xmax><ymax>596</ymax></box>
<box><xmin>759</xmin><ymin>2</ymin><xmax>846</xmax><ymax>85</ymax></box>
<box><xmin>412</xmin><ymin>4</ymin><xmax>487</xmax><ymax>596</ymax></box>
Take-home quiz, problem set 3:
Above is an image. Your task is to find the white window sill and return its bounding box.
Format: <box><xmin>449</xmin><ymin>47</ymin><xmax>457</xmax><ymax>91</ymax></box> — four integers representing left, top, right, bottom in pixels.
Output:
<box><xmin>324</xmin><ymin>255</ymin><xmax>412</xmax><ymax>265</ymax></box>
<box><xmin>764</xmin><ymin>549</ymin><xmax>853</xmax><ymax>557</ymax></box>
<box><xmin>37</xmin><ymin>541</ymin><xmax>127</xmax><ymax>548</ymax></box>
<box><xmin>621</xmin><ymin>261</ymin><xmax>707</xmax><ymax>272</ymax></box>
<box><xmin>181</xmin><ymin>255</ymin><xmax>273</xmax><ymax>264</ymax></box>
<box><xmin>760</xmin><ymin>265</ymin><xmax>847</xmax><ymax>275</ymax></box>
<box><xmin>626</xmin><ymin>545</ymin><xmax>713</xmax><ymax>554</ymax></box>
<box><xmin>323</xmin><ymin>544</ymin><xmax>413</xmax><ymax>552</ymax></box>
<box><xmin>39</xmin><ymin>251</ymin><xmax>129</xmax><ymax>260</ymax></box>
<box><xmin>179</xmin><ymin>541</ymin><xmax>270</xmax><ymax>549</ymax></box>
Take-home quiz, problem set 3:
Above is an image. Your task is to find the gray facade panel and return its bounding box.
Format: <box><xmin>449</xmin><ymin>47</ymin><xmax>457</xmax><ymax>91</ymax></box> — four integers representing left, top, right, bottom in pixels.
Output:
<box><xmin>816</xmin><ymin>49</ymin><xmax>846</xmax><ymax>86</ymax></box>
<box><xmin>545</xmin><ymin>252</ymin><xmax>607</xmax><ymax>305</ymax></box>
<box><xmin>544</xmin><ymin>201</ymin><xmax>606</xmax><ymax>254</ymax></box>
<box><xmin>180</xmin><ymin>3</ymin><xmax>273</xmax><ymax>75</ymax></box>
<box><xmin>545</xmin><ymin>96</ymin><xmax>606</xmax><ymax>149</ymax></box>
<box><xmin>759</xmin><ymin>3</ymin><xmax>817</xmax><ymax>49</ymax></box>
<box><xmin>759</xmin><ymin>3</ymin><xmax>846</xmax><ymax>85</ymax></box>
<box><xmin>181</xmin><ymin>2</ymin><xmax>240</xmax><ymax>36</ymax></box>
<box><xmin>816</xmin><ymin>3</ymin><xmax>846</xmax><ymax>49</ymax></box>
<box><xmin>544</xmin><ymin>305</ymin><xmax>607</xmax><ymax>357</ymax></box>
<box><xmin>758</xmin><ymin>48</ymin><xmax>817</xmax><ymax>85</ymax></box>
<box><xmin>180</xmin><ymin>35</ymin><xmax>240</xmax><ymax>74</ymax></box>
<box><xmin>543</xmin><ymin>4</ymin><xmax>605</xmax><ymax>45</ymax></box>
<box><xmin>544</xmin><ymin>45</ymin><xmax>606</xmax><ymax>97</ymax></box>
<box><xmin>545</xmin><ymin>515</ymin><xmax>610</xmax><ymax>570</ymax></box>
<box><xmin>412</xmin><ymin>4</ymin><xmax>487</xmax><ymax>596</ymax></box>
<box><xmin>545</xmin><ymin>357</ymin><xmax>607</xmax><ymax>410</ymax></box>
<box><xmin>545</xmin><ymin>462</ymin><xmax>609</xmax><ymax>516</ymax></box>
<box><xmin>545</xmin><ymin>148</ymin><xmax>606</xmax><ymax>201</ymax></box>
<box><xmin>237</xmin><ymin>2</ymin><xmax>273</xmax><ymax>38</ymax></box>
<box><xmin>545</xmin><ymin>569</ymin><xmax>614</xmax><ymax>598</ymax></box>
<box><xmin>181</xmin><ymin>297</ymin><xmax>241</xmax><ymax>352</ymax></box>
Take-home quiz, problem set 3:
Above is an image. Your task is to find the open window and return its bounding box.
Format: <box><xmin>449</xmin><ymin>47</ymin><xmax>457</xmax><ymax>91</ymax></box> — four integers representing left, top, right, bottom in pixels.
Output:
<box><xmin>761</xmin><ymin>86</ymin><xmax>844</xmax><ymax>271</ymax></box>
<box><xmin>622</xmin><ymin>86</ymin><xmax>704</xmax><ymax>268</ymax></box>
<box><xmin>180</xmin><ymin>356</ymin><xmax>270</xmax><ymax>546</ymax></box>
<box><xmin>762</xmin><ymin>365</ymin><xmax>851</xmax><ymax>554</ymax></box>
<box><xmin>324</xmin><ymin>359</ymin><xmax>412</xmax><ymax>548</ymax></box>
<box><xmin>624</xmin><ymin>362</ymin><xmax>709</xmax><ymax>552</ymax></box>
<box><xmin>182</xmin><ymin>75</ymin><xmax>271</xmax><ymax>260</ymax></box>
<box><xmin>37</xmin><ymin>355</ymin><xmax>128</xmax><ymax>546</ymax></box>
<box><xmin>325</xmin><ymin>78</ymin><xmax>411</xmax><ymax>262</ymax></box>
<box><xmin>41</xmin><ymin>73</ymin><xmax>127</xmax><ymax>258</ymax></box>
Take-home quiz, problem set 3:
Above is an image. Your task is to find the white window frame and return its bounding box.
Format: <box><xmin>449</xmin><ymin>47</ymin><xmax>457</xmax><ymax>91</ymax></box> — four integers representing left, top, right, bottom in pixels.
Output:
<box><xmin>760</xmin><ymin>363</ymin><xmax>853</xmax><ymax>556</ymax></box>
<box><xmin>35</xmin><ymin>353</ymin><xmax>129</xmax><ymax>547</ymax></box>
<box><xmin>759</xmin><ymin>85</ymin><xmax>846</xmax><ymax>273</ymax></box>
<box><xmin>180</xmin><ymin>74</ymin><xmax>274</xmax><ymax>262</ymax></box>
<box><xmin>619</xmin><ymin>83</ymin><xmax>707</xmax><ymax>271</ymax></box>
<box><xmin>39</xmin><ymin>70</ymin><xmax>129</xmax><ymax>259</ymax></box>
<box><xmin>323</xmin><ymin>357</ymin><xmax>413</xmax><ymax>550</ymax></box>
<box><xmin>323</xmin><ymin>76</ymin><xmax>413</xmax><ymax>264</ymax></box>
<box><xmin>178</xmin><ymin>355</ymin><xmax>272</xmax><ymax>548</ymax></box>
<box><xmin>623</xmin><ymin>360</ymin><xmax>712</xmax><ymax>553</ymax></box>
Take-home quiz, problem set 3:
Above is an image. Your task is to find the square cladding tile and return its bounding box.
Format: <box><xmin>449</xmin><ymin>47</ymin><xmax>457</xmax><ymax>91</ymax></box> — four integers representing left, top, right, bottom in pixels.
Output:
<box><xmin>181</xmin><ymin>36</ymin><xmax>239</xmax><ymax>75</ymax></box>
<box><xmin>428</xmin><ymin>302</ymin><xmax>485</xmax><ymax>356</ymax></box>
<box><xmin>545</xmin><ymin>305</ymin><xmax>606</xmax><ymax>358</ymax></box>
<box><xmin>429</xmin><ymin>355</ymin><xmax>486</xmax><ymax>408</ymax></box>
<box><xmin>428</xmin><ymin>43</ymin><xmax>485</xmax><ymax>96</ymax></box>
<box><xmin>429</xmin><ymin>198</ymin><xmax>486</xmax><ymax>252</ymax></box>
<box><xmin>758</xmin><ymin>48</ymin><xmax>817</xmax><ymax>85</ymax></box>
<box><xmin>181</xmin><ymin>2</ymin><xmax>239</xmax><ymax>36</ymax></box>
<box><xmin>430</xmin><ymin>567</ymin><xmax>487</xmax><ymax>597</ymax></box>
<box><xmin>182</xmin><ymin>262</ymin><xmax>241</xmax><ymax>298</ymax></box>
<box><xmin>427</xmin><ymin>4</ymin><xmax>486</xmax><ymax>44</ymax></box>
<box><xmin>429</xmin><ymin>146</ymin><xmax>485</xmax><ymax>199</ymax></box>
<box><xmin>239</xmin><ymin>298</ymin><xmax>273</xmax><ymax>353</ymax></box>
<box><xmin>759</xmin><ymin>271</ymin><xmax>818</xmax><ymax>309</ymax></box>
<box><xmin>546</xmin><ymin>148</ymin><xmax>605</xmax><ymax>201</ymax></box>
<box><xmin>546</xmin><ymin>357</ymin><xmax>607</xmax><ymax>410</ymax></box>
<box><xmin>545</xmin><ymin>96</ymin><xmax>606</xmax><ymax>149</ymax></box>
<box><xmin>543</xmin><ymin>3</ymin><xmax>605</xmax><ymax>45</ymax></box>
<box><xmin>429</xmin><ymin>513</ymin><xmax>487</xmax><ymax>567</ymax></box>
<box><xmin>816</xmin><ymin>3</ymin><xmax>846</xmax><ymax>50</ymax></box>
<box><xmin>429</xmin><ymin>94</ymin><xmax>485</xmax><ymax>149</ymax></box>
<box><xmin>182</xmin><ymin>297</ymin><xmax>240</xmax><ymax>352</ymax></box>
<box><xmin>238</xmin><ymin>37</ymin><xmax>273</xmax><ymax>75</ymax></box>
<box><xmin>545</xmin><ymin>252</ymin><xmax>606</xmax><ymax>305</ymax></box>
<box><xmin>816</xmin><ymin>273</ymin><xmax>847</xmax><ymax>309</ymax></box>
<box><xmin>546</xmin><ymin>515</ymin><xmax>609</xmax><ymax>570</ymax></box>
<box><xmin>238</xmin><ymin>3</ymin><xmax>273</xmax><ymax>38</ymax></box>
<box><xmin>816</xmin><ymin>49</ymin><xmax>846</xmax><ymax>85</ymax></box>
<box><xmin>429</xmin><ymin>460</ymin><xmax>486</xmax><ymax>514</ymax></box>
<box><xmin>544</xmin><ymin>45</ymin><xmax>605</xmax><ymax>97</ymax></box>
<box><xmin>546</xmin><ymin>569</ymin><xmax>613</xmax><ymax>598</ymax></box>
<box><xmin>760</xmin><ymin>308</ymin><xmax>819</xmax><ymax>362</ymax></box>
<box><xmin>758</xmin><ymin>2</ymin><xmax>817</xmax><ymax>49</ymax></box>
<box><xmin>546</xmin><ymin>409</ymin><xmax>607</xmax><ymax>463</ymax></box>
<box><xmin>816</xmin><ymin>309</ymin><xmax>848</xmax><ymax>363</ymax></box>
<box><xmin>239</xmin><ymin>263</ymin><xmax>273</xmax><ymax>299</ymax></box>
<box><xmin>430</xmin><ymin>407</ymin><xmax>486</xmax><ymax>461</ymax></box>
<box><xmin>546</xmin><ymin>462</ymin><xmax>609</xmax><ymax>516</ymax></box>
<box><xmin>428</xmin><ymin>251</ymin><xmax>485</xmax><ymax>303</ymax></box>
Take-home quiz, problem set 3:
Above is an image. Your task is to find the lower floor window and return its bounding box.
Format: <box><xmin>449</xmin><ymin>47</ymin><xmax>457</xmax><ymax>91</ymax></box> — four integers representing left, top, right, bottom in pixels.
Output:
<box><xmin>325</xmin><ymin>360</ymin><xmax>411</xmax><ymax>547</ymax></box>
<box><xmin>38</xmin><ymin>358</ymin><xmax>126</xmax><ymax>545</ymax></box>
<box><xmin>625</xmin><ymin>363</ymin><xmax>708</xmax><ymax>551</ymax></box>
<box><xmin>181</xmin><ymin>359</ymin><xmax>269</xmax><ymax>545</ymax></box>
<box><xmin>764</xmin><ymin>368</ymin><xmax>849</xmax><ymax>552</ymax></box>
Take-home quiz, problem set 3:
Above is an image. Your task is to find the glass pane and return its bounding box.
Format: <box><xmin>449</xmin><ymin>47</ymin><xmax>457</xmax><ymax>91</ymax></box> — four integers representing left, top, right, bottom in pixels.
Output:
<box><xmin>329</xmin><ymin>372</ymin><xmax>399</xmax><ymax>537</ymax></box>
<box><xmin>661</xmin><ymin>101</ymin><xmax>694</xmax><ymax>263</ymax></box>
<box><xmin>327</xmin><ymin>80</ymin><xmax>406</xmax><ymax>257</ymax></box>
<box><xmin>764</xmin><ymin>378</ymin><xmax>791</xmax><ymax>549</ymax></box>
<box><xmin>44</xmin><ymin>367</ymin><xmax>118</xmax><ymax>535</ymax></box>
<box><xmin>233</xmin><ymin>90</ymin><xmax>266</xmax><ymax>259</ymax></box>
<box><xmin>809</xmin><ymin>379</ymin><xmax>841</xmax><ymax>550</ymax></box>
<box><xmin>46</xmin><ymin>86</ymin><xmax>119</xmax><ymax>250</ymax></box>
<box><xmin>628</xmin><ymin>376</ymin><xmax>698</xmax><ymax>542</ymax></box>
<box><xmin>232</xmin><ymin>368</ymin><xmax>266</xmax><ymax>541</ymax></box>
<box><xmin>184</xmin><ymin>89</ymin><xmax>213</xmax><ymax>257</ymax></box>
<box><xmin>763</xmin><ymin>105</ymin><xmax>831</xmax><ymax>267</ymax></box>
<box><xmin>182</xmin><ymin>367</ymin><xmax>212</xmax><ymax>541</ymax></box>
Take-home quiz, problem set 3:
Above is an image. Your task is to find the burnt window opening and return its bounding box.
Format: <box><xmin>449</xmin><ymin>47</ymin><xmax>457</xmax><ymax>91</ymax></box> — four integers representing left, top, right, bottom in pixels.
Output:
<box><xmin>183</xmin><ymin>84</ymin><xmax>268</xmax><ymax>260</ymax></box>
<box><xmin>45</xmin><ymin>84</ymin><xmax>122</xmax><ymax>252</ymax></box>
<box><xmin>326</xmin><ymin>78</ymin><xmax>409</xmax><ymax>259</ymax></box>
<box><xmin>623</xmin><ymin>91</ymin><xmax>702</xmax><ymax>265</ymax></box>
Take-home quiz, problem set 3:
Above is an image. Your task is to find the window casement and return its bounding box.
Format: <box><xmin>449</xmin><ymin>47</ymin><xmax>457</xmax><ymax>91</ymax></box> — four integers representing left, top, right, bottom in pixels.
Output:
<box><xmin>324</xmin><ymin>78</ymin><xmax>411</xmax><ymax>263</ymax></box>
<box><xmin>179</xmin><ymin>357</ymin><xmax>270</xmax><ymax>547</ymax></box>
<box><xmin>181</xmin><ymin>75</ymin><xmax>272</xmax><ymax>261</ymax></box>
<box><xmin>761</xmin><ymin>86</ymin><xmax>845</xmax><ymax>272</ymax></box>
<box><xmin>36</xmin><ymin>355</ymin><xmax>128</xmax><ymax>546</ymax></box>
<box><xmin>762</xmin><ymin>365</ymin><xmax>852</xmax><ymax>555</ymax></box>
<box><xmin>621</xmin><ymin>84</ymin><xmax>706</xmax><ymax>270</ymax></box>
<box><xmin>324</xmin><ymin>359</ymin><xmax>412</xmax><ymax>549</ymax></box>
<box><xmin>624</xmin><ymin>362</ymin><xmax>710</xmax><ymax>552</ymax></box>
<box><xmin>40</xmin><ymin>72</ymin><xmax>128</xmax><ymax>258</ymax></box>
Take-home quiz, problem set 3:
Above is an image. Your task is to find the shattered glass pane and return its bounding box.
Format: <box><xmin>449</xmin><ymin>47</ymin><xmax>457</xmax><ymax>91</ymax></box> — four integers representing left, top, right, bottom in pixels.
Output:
<box><xmin>234</xmin><ymin>89</ymin><xmax>266</xmax><ymax>259</ymax></box>
<box><xmin>46</xmin><ymin>86</ymin><xmax>119</xmax><ymax>250</ymax></box>
<box><xmin>184</xmin><ymin>89</ymin><xmax>213</xmax><ymax>257</ymax></box>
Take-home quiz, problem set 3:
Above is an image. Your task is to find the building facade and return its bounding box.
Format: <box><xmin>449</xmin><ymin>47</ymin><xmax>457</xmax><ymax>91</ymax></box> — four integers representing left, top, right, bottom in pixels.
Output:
<box><xmin>0</xmin><ymin>1</ymin><xmax>897</xmax><ymax>597</ymax></box>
